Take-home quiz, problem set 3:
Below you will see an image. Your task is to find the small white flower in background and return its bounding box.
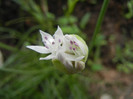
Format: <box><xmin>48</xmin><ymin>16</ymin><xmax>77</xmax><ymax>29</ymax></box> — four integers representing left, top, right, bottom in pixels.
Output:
<box><xmin>26</xmin><ymin>26</ymin><xmax>88</xmax><ymax>74</ymax></box>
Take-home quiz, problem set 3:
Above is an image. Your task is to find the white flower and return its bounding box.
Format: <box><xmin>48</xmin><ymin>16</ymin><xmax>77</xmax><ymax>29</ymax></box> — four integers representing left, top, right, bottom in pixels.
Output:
<box><xmin>26</xmin><ymin>26</ymin><xmax>88</xmax><ymax>74</ymax></box>
<box><xmin>26</xmin><ymin>26</ymin><xmax>64</xmax><ymax>60</ymax></box>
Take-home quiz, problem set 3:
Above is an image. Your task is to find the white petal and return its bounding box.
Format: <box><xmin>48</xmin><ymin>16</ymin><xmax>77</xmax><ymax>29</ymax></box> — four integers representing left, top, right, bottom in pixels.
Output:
<box><xmin>39</xmin><ymin>30</ymin><xmax>54</xmax><ymax>43</ymax></box>
<box><xmin>68</xmin><ymin>56</ymin><xmax>84</xmax><ymax>61</ymax></box>
<box><xmin>53</xmin><ymin>26</ymin><xmax>64</xmax><ymax>46</ymax></box>
<box><xmin>26</xmin><ymin>45</ymin><xmax>50</xmax><ymax>54</ymax></box>
<box><xmin>57</xmin><ymin>51</ymin><xmax>65</xmax><ymax>62</ymax></box>
<box><xmin>62</xmin><ymin>36</ymin><xmax>72</xmax><ymax>51</ymax></box>
<box><xmin>57</xmin><ymin>52</ymin><xmax>73</xmax><ymax>68</ymax></box>
<box><xmin>39</xmin><ymin>54</ymin><xmax>55</xmax><ymax>60</ymax></box>
<box><xmin>74</xmin><ymin>56</ymin><xmax>85</xmax><ymax>61</ymax></box>
<box><xmin>64</xmin><ymin>53</ymin><xmax>84</xmax><ymax>61</ymax></box>
<box><xmin>54</xmin><ymin>26</ymin><xmax>63</xmax><ymax>37</ymax></box>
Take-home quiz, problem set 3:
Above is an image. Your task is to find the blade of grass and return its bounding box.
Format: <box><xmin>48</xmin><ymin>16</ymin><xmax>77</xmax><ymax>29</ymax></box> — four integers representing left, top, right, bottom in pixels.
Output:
<box><xmin>89</xmin><ymin>0</ymin><xmax>110</xmax><ymax>54</ymax></box>
<box><xmin>0</xmin><ymin>66</ymin><xmax>54</xmax><ymax>74</ymax></box>
<box><xmin>17</xmin><ymin>25</ymin><xmax>41</xmax><ymax>47</ymax></box>
<box><xmin>0</xmin><ymin>42</ymin><xmax>18</xmax><ymax>52</ymax></box>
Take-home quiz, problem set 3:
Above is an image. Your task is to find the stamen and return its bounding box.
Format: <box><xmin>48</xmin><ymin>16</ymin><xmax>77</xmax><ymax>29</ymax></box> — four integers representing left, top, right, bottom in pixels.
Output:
<box><xmin>73</xmin><ymin>48</ymin><xmax>76</xmax><ymax>50</ymax></box>
<box><xmin>70</xmin><ymin>40</ymin><xmax>73</xmax><ymax>45</ymax></box>
<box><xmin>74</xmin><ymin>42</ymin><xmax>78</xmax><ymax>46</ymax></box>
<box><xmin>52</xmin><ymin>42</ymin><xmax>55</xmax><ymax>45</ymax></box>
<box><xmin>72</xmin><ymin>48</ymin><xmax>78</xmax><ymax>55</ymax></box>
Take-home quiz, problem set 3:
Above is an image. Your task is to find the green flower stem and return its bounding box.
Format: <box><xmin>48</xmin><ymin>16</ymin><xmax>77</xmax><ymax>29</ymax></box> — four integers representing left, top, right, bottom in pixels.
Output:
<box><xmin>89</xmin><ymin>0</ymin><xmax>110</xmax><ymax>54</ymax></box>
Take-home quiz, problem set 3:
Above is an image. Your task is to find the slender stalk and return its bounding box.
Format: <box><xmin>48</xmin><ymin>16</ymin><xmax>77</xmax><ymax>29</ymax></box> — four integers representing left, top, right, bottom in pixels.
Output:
<box><xmin>0</xmin><ymin>67</ymin><xmax>54</xmax><ymax>74</ymax></box>
<box><xmin>89</xmin><ymin>0</ymin><xmax>109</xmax><ymax>54</ymax></box>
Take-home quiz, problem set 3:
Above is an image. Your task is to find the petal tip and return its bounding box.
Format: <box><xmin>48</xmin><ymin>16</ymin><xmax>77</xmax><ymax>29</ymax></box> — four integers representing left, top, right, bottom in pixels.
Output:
<box><xmin>57</xmin><ymin>25</ymin><xmax>60</xmax><ymax>29</ymax></box>
<box><xmin>39</xmin><ymin>30</ymin><xmax>43</xmax><ymax>35</ymax></box>
<box><xmin>26</xmin><ymin>46</ymin><xmax>31</xmax><ymax>49</ymax></box>
<box><xmin>39</xmin><ymin>30</ymin><xmax>43</xmax><ymax>32</ymax></box>
<box><xmin>39</xmin><ymin>58</ymin><xmax>43</xmax><ymax>60</ymax></box>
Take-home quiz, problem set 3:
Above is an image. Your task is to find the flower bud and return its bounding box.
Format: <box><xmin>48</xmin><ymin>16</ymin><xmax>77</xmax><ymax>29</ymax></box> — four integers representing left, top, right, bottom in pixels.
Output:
<box><xmin>52</xmin><ymin>34</ymin><xmax>88</xmax><ymax>74</ymax></box>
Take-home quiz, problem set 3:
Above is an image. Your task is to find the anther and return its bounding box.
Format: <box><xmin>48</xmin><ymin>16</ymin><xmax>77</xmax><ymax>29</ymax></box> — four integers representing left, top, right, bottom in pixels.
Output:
<box><xmin>44</xmin><ymin>36</ymin><xmax>48</xmax><ymax>40</ymax></box>
<box><xmin>52</xmin><ymin>42</ymin><xmax>55</xmax><ymax>45</ymax></box>
<box><xmin>70</xmin><ymin>40</ymin><xmax>73</xmax><ymax>45</ymax></box>
<box><xmin>73</xmin><ymin>48</ymin><xmax>76</xmax><ymax>50</ymax></box>
<box><xmin>74</xmin><ymin>42</ymin><xmax>78</xmax><ymax>46</ymax></box>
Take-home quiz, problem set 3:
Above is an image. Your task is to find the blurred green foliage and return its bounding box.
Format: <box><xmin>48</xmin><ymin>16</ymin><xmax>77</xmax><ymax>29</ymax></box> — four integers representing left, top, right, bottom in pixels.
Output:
<box><xmin>66</xmin><ymin>0</ymin><xmax>79</xmax><ymax>16</ymax></box>
<box><xmin>0</xmin><ymin>50</ymin><xmax>90</xmax><ymax>99</ymax></box>
<box><xmin>87</xmin><ymin>34</ymin><xmax>106</xmax><ymax>72</ymax></box>
<box><xmin>124</xmin><ymin>0</ymin><xmax>133</xmax><ymax>19</ymax></box>
<box><xmin>113</xmin><ymin>40</ymin><xmax>133</xmax><ymax>74</ymax></box>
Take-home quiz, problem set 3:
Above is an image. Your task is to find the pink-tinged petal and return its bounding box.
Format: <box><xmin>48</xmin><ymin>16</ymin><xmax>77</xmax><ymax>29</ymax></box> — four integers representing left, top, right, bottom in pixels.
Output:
<box><xmin>39</xmin><ymin>30</ymin><xmax>54</xmax><ymax>43</ymax></box>
<box><xmin>39</xmin><ymin>54</ymin><xmax>55</xmax><ymax>60</ymax></box>
<box><xmin>26</xmin><ymin>46</ymin><xmax>50</xmax><ymax>54</ymax></box>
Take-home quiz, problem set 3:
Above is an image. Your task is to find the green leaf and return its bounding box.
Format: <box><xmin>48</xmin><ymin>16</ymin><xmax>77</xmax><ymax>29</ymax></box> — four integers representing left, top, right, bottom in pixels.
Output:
<box><xmin>66</xmin><ymin>0</ymin><xmax>79</xmax><ymax>16</ymax></box>
<box><xmin>80</xmin><ymin>13</ymin><xmax>91</xmax><ymax>29</ymax></box>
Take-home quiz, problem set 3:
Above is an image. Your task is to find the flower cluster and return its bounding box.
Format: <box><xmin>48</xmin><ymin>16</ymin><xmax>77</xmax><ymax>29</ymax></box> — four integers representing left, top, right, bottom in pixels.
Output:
<box><xmin>26</xmin><ymin>26</ymin><xmax>88</xmax><ymax>74</ymax></box>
